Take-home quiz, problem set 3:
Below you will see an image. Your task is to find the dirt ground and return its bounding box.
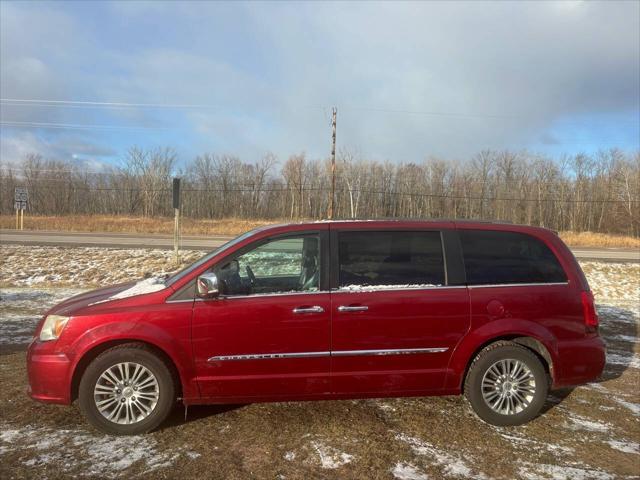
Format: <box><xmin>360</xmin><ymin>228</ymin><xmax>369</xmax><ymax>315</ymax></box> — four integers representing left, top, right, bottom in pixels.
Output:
<box><xmin>0</xmin><ymin>247</ymin><xmax>638</xmax><ymax>479</ymax></box>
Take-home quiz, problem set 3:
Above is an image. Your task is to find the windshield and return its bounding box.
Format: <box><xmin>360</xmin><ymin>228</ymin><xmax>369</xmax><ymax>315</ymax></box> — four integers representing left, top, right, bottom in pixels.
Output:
<box><xmin>164</xmin><ymin>228</ymin><xmax>259</xmax><ymax>288</ymax></box>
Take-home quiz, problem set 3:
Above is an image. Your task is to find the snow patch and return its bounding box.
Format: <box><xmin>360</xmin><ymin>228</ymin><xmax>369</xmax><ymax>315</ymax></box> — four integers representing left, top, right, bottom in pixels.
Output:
<box><xmin>107</xmin><ymin>277</ymin><xmax>166</xmax><ymax>300</ymax></box>
<box><xmin>606</xmin><ymin>333</ymin><xmax>638</xmax><ymax>344</ymax></box>
<box><xmin>582</xmin><ymin>261</ymin><xmax>640</xmax><ymax>302</ymax></box>
<box><xmin>308</xmin><ymin>440</ymin><xmax>354</xmax><ymax>469</ymax></box>
<box><xmin>377</xmin><ymin>402</ymin><xmax>398</xmax><ymax>413</ymax></box>
<box><xmin>518</xmin><ymin>461</ymin><xmax>614</xmax><ymax>480</ymax></box>
<box><xmin>394</xmin><ymin>432</ymin><xmax>487</xmax><ymax>479</ymax></box>
<box><xmin>339</xmin><ymin>284</ymin><xmax>439</xmax><ymax>292</ymax></box>
<box><xmin>565</xmin><ymin>413</ymin><xmax>611</xmax><ymax>433</ymax></box>
<box><xmin>0</xmin><ymin>422</ymin><xmax>183</xmax><ymax>477</ymax></box>
<box><xmin>392</xmin><ymin>462</ymin><xmax>430</xmax><ymax>480</ymax></box>
<box><xmin>605</xmin><ymin>352</ymin><xmax>640</xmax><ymax>370</ymax></box>
<box><xmin>606</xmin><ymin>440</ymin><xmax>639</xmax><ymax>454</ymax></box>
<box><xmin>612</xmin><ymin>398</ymin><xmax>640</xmax><ymax>415</ymax></box>
<box><xmin>0</xmin><ymin>245</ymin><xmax>205</xmax><ymax>287</ymax></box>
<box><xmin>497</xmin><ymin>431</ymin><xmax>574</xmax><ymax>455</ymax></box>
<box><xmin>0</xmin><ymin>287</ymin><xmax>86</xmax><ymax>347</ymax></box>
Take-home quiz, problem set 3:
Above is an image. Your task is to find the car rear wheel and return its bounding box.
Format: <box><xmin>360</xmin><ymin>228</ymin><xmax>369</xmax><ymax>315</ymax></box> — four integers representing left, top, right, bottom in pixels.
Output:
<box><xmin>464</xmin><ymin>341</ymin><xmax>548</xmax><ymax>426</ymax></box>
<box><xmin>78</xmin><ymin>343</ymin><xmax>176</xmax><ymax>435</ymax></box>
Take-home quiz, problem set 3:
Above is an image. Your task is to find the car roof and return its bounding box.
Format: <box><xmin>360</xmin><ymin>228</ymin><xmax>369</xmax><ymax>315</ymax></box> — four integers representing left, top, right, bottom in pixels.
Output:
<box><xmin>252</xmin><ymin>219</ymin><xmax>556</xmax><ymax>235</ymax></box>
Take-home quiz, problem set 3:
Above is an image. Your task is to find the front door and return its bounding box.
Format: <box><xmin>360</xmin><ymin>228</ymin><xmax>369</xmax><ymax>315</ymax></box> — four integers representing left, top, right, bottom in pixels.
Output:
<box><xmin>330</xmin><ymin>229</ymin><xmax>470</xmax><ymax>394</ymax></box>
<box><xmin>192</xmin><ymin>231</ymin><xmax>331</xmax><ymax>400</ymax></box>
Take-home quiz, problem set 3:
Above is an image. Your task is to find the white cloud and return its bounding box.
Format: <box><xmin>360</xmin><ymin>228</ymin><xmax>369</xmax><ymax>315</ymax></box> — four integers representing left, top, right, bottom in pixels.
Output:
<box><xmin>0</xmin><ymin>130</ymin><xmax>115</xmax><ymax>166</ymax></box>
<box><xmin>0</xmin><ymin>1</ymin><xmax>638</xmax><ymax>163</ymax></box>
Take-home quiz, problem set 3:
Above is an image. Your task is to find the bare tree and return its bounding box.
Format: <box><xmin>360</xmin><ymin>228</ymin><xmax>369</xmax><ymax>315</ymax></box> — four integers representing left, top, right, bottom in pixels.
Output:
<box><xmin>2</xmin><ymin>146</ymin><xmax>638</xmax><ymax>236</ymax></box>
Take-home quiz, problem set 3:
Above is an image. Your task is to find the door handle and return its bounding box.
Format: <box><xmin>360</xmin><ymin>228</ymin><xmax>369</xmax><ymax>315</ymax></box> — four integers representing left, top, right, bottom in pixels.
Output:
<box><xmin>338</xmin><ymin>305</ymin><xmax>368</xmax><ymax>312</ymax></box>
<box><xmin>292</xmin><ymin>306</ymin><xmax>324</xmax><ymax>314</ymax></box>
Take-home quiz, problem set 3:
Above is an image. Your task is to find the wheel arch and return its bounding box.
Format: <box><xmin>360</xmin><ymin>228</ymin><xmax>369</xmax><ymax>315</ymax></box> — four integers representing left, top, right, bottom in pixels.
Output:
<box><xmin>445</xmin><ymin>322</ymin><xmax>559</xmax><ymax>392</ymax></box>
<box><xmin>459</xmin><ymin>335</ymin><xmax>555</xmax><ymax>392</ymax></box>
<box><xmin>70</xmin><ymin>339</ymin><xmax>184</xmax><ymax>403</ymax></box>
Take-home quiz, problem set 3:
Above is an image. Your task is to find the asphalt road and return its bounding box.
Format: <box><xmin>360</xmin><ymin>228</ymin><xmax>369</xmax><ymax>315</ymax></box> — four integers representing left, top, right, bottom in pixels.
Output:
<box><xmin>1</xmin><ymin>229</ymin><xmax>639</xmax><ymax>262</ymax></box>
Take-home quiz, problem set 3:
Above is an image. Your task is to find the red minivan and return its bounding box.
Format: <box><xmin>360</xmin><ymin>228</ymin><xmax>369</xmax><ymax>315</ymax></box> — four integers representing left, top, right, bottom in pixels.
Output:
<box><xmin>26</xmin><ymin>221</ymin><xmax>605</xmax><ymax>435</ymax></box>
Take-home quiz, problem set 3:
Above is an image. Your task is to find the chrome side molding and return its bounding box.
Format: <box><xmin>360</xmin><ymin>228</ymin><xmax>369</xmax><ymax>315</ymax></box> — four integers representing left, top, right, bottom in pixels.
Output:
<box><xmin>467</xmin><ymin>282</ymin><xmax>568</xmax><ymax>289</ymax></box>
<box><xmin>331</xmin><ymin>347</ymin><xmax>448</xmax><ymax>356</ymax></box>
<box><xmin>207</xmin><ymin>346</ymin><xmax>448</xmax><ymax>362</ymax></box>
<box><xmin>208</xmin><ymin>351</ymin><xmax>330</xmax><ymax>362</ymax></box>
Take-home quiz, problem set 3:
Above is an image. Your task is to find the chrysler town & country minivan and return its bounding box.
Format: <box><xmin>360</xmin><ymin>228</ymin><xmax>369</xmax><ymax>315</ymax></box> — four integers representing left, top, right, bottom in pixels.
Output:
<box><xmin>27</xmin><ymin>221</ymin><xmax>605</xmax><ymax>435</ymax></box>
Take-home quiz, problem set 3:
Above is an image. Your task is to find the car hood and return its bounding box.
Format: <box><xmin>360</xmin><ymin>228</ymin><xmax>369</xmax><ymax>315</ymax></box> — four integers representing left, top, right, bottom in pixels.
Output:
<box><xmin>47</xmin><ymin>278</ymin><xmax>168</xmax><ymax>316</ymax></box>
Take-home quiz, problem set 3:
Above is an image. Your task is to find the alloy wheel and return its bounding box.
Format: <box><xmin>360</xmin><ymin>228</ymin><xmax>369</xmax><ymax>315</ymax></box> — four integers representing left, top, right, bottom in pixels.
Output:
<box><xmin>481</xmin><ymin>358</ymin><xmax>536</xmax><ymax>415</ymax></box>
<box><xmin>93</xmin><ymin>362</ymin><xmax>160</xmax><ymax>425</ymax></box>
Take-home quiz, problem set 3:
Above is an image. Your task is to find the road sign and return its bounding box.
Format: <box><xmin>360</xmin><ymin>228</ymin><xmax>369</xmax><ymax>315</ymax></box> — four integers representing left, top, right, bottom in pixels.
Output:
<box><xmin>14</xmin><ymin>187</ymin><xmax>28</xmax><ymax>202</ymax></box>
<box><xmin>14</xmin><ymin>187</ymin><xmax>28</xmax><ymax>230</ymax></box>
<box><xmin>172</xmin><ymin>178</ymin><xmax>181</xmax><ymax>209</ymax></box>
<box><xmin>14</xmin><ymin>187</ymin><xmax>28</xmax><ymax>211</ymax></box>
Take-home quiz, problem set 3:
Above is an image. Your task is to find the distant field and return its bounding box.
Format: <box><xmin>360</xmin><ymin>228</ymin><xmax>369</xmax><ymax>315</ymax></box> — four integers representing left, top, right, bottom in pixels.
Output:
<box><xmin>0</xmin><ymin>214</ymin><xmax>274</xmax><ymax>236</ymax></box>
<box><xmin>1</xmin><ymin>215</ymin><xmax>639</xmax><ymax>248</ymax></box>
<box><xmin>558</xmin><ymin>231</ymin><xmax>640</xmax><ymax>249</ymax></box>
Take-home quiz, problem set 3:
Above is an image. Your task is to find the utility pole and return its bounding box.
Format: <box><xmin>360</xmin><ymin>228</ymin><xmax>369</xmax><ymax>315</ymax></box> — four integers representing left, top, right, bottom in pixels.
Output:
<box><xmin>328</xmin><ymin>106</ymin><xmax>337</xmax><ymax>219</ymax></box>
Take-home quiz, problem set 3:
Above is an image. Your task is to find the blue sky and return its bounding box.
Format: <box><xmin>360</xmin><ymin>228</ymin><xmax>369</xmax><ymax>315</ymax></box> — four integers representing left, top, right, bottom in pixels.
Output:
<box><xmin>1</xmin><ymin>1</ymin><xmax>638</xmax><ymax>171</ymax></box>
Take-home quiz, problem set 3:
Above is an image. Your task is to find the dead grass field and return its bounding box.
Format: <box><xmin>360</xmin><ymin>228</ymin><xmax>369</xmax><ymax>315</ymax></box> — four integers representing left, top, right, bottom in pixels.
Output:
<box><xmin>558</xmin><ymin>231</ymin><xmax>640</xmax><ymax>249</ymax></box>
<box><xmin>0</xmin><ymin>215</ymin><xmax>276</xmax><ymax>237</ymax></box>
<box><xmin>2</xmin><ymin>214</ymin><xmax>639</xmax><ymax>248</ymax></box>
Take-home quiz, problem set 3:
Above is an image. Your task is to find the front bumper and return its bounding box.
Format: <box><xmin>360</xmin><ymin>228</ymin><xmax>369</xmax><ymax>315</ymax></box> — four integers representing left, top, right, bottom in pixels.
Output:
<box><xmin>26</xmin><ymin>340</ymin><xmax>72</xmax><ymax>404</ymax></box>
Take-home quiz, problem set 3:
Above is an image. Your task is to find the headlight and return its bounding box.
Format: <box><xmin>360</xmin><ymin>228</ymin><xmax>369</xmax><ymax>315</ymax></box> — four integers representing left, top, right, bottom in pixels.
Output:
<box><xmin>39</xmin><ymin>315</ymin><xmax>70</xmax><ymax>342</ymax></box>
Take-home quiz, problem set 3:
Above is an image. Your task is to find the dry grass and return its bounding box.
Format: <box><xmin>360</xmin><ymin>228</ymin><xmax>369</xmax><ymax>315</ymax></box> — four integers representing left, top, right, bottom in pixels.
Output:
<box><xmin>0</xmin><ymin>214</ymin><xmax>276</xmax><ymax>236</ymax></box>
<box><xmin>1</xmin><ymin>215</ymin><xmax>639</xmax><ymax>248</ymax></box>
<box><xmin>558</xmin><ymin>231</ymin><xmax>640</xmax><ymax>249</ymax></box>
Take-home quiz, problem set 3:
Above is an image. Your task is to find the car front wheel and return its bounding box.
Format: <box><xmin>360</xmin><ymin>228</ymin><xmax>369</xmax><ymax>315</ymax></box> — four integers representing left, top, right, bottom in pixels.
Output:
<box><xmin>464</xmin><ymin>341</ymin><xmax>548</xmax><ymax>426</ymax></box>
<box><xmin>78</xmin><ymin>343</ymin><xmax>176</xmax><ymax>435</ymax></box>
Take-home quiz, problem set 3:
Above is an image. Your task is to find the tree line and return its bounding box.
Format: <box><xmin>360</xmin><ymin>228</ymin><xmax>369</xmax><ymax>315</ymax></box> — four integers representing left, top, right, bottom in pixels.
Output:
<box><xmin>1</xmin><ymin>147</ymin><xmax>638</xmax><ymax>236</ymax></box>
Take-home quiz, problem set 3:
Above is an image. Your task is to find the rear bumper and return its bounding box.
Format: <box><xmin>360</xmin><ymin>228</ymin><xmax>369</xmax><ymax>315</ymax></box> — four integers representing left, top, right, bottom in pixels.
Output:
<box><xmin>26</xmin><ymin>341</ymin><xmax>72</xmax><ymax>405</ymax></box>
<box><xmin>554</xmin><ymin>335</ymin><xmax>606</xmax><ymax>388</ymax></box>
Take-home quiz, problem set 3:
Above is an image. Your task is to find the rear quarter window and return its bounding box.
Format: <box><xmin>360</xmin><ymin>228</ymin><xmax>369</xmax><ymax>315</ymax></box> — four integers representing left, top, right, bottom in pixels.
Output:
<box><xmin>459</xmin><ymin>230</ymin><xmax>567</xmax><ymax>285</ymax></box>
<box><xmin>338</xmin><ymin>231</ymin><xmax>446</xmax><ymax>287</ymax></box>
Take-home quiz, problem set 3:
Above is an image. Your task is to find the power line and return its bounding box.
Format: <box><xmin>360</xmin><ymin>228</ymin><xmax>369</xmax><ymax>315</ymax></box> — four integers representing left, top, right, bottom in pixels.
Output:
<box><xmin>0</xmin><ymin>98</ymin><xmax>223</xmax><ymax>109</ymax></box>
<box><xmin>4</xmin><ymin>98</ymin><xmax>638</xmax><ymax>124</ymax></box>
<box><xmin>7</xmin><ymin>184</ymin><xmax>637</xmax><ymax>204</ymax></box>
<box><xmin>0</xmin><ymin>167</ymin><xmax>114</xmax><ymax>175</ymax></box>
<box><xmin>340</xmin><ymin>105</ymin><xmax>518</xmax><ymax>119</ymax></box>
<box><xmin>0</xmin><ymin>121</ymin><xmax>171</xmax><ymax>131</ymax></box>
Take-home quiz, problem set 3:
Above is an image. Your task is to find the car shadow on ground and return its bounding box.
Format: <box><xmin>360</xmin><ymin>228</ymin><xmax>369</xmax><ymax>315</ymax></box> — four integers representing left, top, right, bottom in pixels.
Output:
<box><xmin>161</xmin><ymin>403</ymin><xmax>247</xmax><ymax>429</ymax></box>
<box><xmin>594</xmin><ymin>304</ymin><xmax>638</xmax><ymax>382</ymax></box>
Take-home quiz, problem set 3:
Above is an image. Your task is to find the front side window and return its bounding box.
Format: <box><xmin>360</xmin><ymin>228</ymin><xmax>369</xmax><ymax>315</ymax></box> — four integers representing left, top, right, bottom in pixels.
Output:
<box><xmin>216</xmin><ymin>234</ymin><xmax>320</xmax><ymax>296</ymax></box>
<box><xmin>459</xmin><ymin>230</ymin><xmax>567</xmax><ymax>285</ymax></box>
<box><xmin>338</xmin><ymin>231</ymin><xmax>445</xmax><ymax>289</ymax></box>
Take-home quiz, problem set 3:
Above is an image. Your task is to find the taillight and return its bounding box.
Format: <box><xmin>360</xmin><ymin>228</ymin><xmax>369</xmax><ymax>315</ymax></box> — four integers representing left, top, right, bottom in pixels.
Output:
<box><xmin>581</xmin><ymin>291</ymin><xmax>599</xmax><ymax>331</ymax></box>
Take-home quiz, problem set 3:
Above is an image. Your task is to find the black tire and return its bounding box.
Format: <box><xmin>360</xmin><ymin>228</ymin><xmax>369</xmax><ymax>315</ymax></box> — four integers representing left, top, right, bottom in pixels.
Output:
<box><xmin>464</xmin><ymin>341</ymin><xmax>548</xmax><ymax>426</ymax></box>
<box><xmin>78</xmin><ymin>343</ymin><xmax>176</xmax><ymax>435</ymax></box>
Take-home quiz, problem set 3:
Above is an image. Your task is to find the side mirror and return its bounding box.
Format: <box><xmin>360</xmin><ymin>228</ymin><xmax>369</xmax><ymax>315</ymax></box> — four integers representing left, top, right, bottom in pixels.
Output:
<box><xmin>197</xmin><ymin>272</ymin><xmax>220</xmax><ymax>299</ymax></box>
